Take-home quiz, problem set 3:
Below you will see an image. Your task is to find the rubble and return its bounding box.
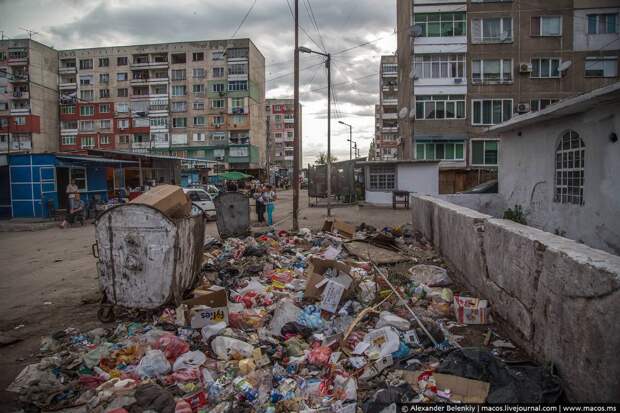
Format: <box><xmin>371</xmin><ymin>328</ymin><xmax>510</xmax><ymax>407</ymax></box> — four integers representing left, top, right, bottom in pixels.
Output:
<box><xmin>6</xmin><ymin>224</ymin><xmax>563</xmax><ymax>411</ymax></box>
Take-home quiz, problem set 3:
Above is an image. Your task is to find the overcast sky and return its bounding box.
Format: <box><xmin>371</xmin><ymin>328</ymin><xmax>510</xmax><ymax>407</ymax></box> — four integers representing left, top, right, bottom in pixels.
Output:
<box><xmin>0</xmin><ymin>0</ymin><xmax>396</xmax><ymax>164</ymax></box>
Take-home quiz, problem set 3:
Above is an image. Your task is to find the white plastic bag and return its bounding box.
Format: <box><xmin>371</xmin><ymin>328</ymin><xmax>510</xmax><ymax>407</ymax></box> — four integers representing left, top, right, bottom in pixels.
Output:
<box><xmin>376</xmin><ymin>311</ymin><xmax>411</xmax><ymax>331</ymax></box>
<box><xmin>172</xmin><ymin>350</ymin><xmax>207</xmax><ymax>372</ymax></box>
<box><xmin>211</xmin><ymin>336</ymin><xmax>254</xmax><ymax>360</ymax></box>
<box><xmin>136</xmin><ymin>350</ymin><xmax>171</xmax><ymax>377</ymax></box>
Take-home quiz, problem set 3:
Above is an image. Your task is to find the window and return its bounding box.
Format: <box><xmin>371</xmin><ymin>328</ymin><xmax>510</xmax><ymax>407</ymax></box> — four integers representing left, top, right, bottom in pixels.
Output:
<box><xmin>117</xmin><ymin>56</ymin><xmax>128</xmax><ymax>66</ymax></box>
<box><xmin>228</xmin><ymin>81</ymin><xmax>248</xmax><ymax>91</ymax></box>
<box><xmin>231</xmin><ymin>97</ymin><xmax>244</xmax><ymax>113</ymax></box>
<box><xmin>213</xmin><ymin>67</ymin><xmax>225</xmax><ymax>78</ymax></box>
<box><xmin>229</xmin><ymin>147</ymin><xmax>249</xmax><ymax>157</ymax></box>
<box><xmin>212</xmin><ymin>51</ymin><xmax>225</xmax><ymax>61</ymax></box>
<box><xmin>150</xmin><ymin>99</ymin><xmax>168</xmax><ymax>111</ymax></box>
<box><xmin>414</xmin><ymin>54</ymin><xmax>465</xmax><ymax>79</ymax></box>
<box><xmin>171</xmin><ymin>69</ymin><xmax>186</xmax><ymax>81</ymax></box>
<box><xmin>531</xmin><ymin>58</ymin><xmax>560</xmax><ymax>78</ymax></box>
<box><xmin>150</xmin><ymin>117</ymin><xmax>168</xmax><ymax>128</ymax></box>
<box><xmin>212</xmin><ymin>99</ymin><xmax>225</xmax><ymax>109</ymax></box>
<box><xmin>61</xmin><ymin>105</ymin><xmax>76</xmax><ymax>115</ymax></box>
<box><xmin>14</xmin><ymin>116</ymin><xmax>26</xmax><ymax>125</ymax></box>
<box><xmin>368</xmin><ymin>166</ymin><xmax>395</xmax><ymax>190</ymax></box>
<box><xmin>99</xmin><ymin>103</ymin><xmax>110</xmax><ymax>113</ymax></box>
<box><xmin>99</xmin><ymin>89</ymin><xmax>110</xmax><ymax>98</ymax></box>
<box><xmin>117</xmin><ymin>119</ymin><xmax>129</xmax><ymax>129</ymax></box>
<box><xmin>213</xmin><ymin>115</ymin><xmax>224</xmax><ymax>126</ymax></box>
<box><xmin>80</xmin><ymin>105</ymin><xmax>94</xmax><ymax>116</ymax></box>
<box><xmin>193</xmin><ymin>116</ymin><xmax>205</xmax><ymax>126</ymax></box>
<box><xmin>61</xmin><ymin>120</ymin><xmax>78</xmax><ymax>129</ymax></box>
<box><xmin>472</xmin><ymin>99</ymin><xmax>513</xmax><ymax>125</ymax></box>
<box><xmin>99</xmin><ymin>119</ymin><xmax>112</xmax><ymax>129</ymax></box>
<box><xmin>192</xmin><ymin>52</ymin><xmax>204</xmax><ymax>61</ymax></box>
<box><xmin>555</xmin><ymin>130</ymin><xmax>585</xmax><ymax>205</ymax></box>
<box><xmin>79</xmin><ymin>59</ymin><xmax>93</xmax><ymax>70</ymax></box>
<box><xmin>79</xmin><ymin>75</ymin><xmax>93</xmax><ymax>86</ymax></box>
<box><xmin>584</xmin><ymin>57</ymin><xmax>618</xmax><ymax>78</ymax></box>
<box><xmin>472</xmin><ymin>17</ymin><xmax>512</xmax><ymax>43</ymax></box>
<box><xmin>193</xmin><ymin>84</ymin><xmax>205</xmax><ymax>95</ymax></box>
<box><xmin>0</xmin><ymin>101</ymin><xmax>7</xmax><ymax>111</ymax></box>
<box><xmin>117</xmin><ymin>72</ymin><xmax>128</xmax><ymax>81</ymax></box>
<box><xmin>133</xmin><ymin>118</ymin><xmax>149</xmax><ymax>128</ymax></box>
<box><xmin>227</xmin><ymin>48</ymin><xmax>249</xmax><ymax>59</ymax></box>
<box><xmin>531</xmin><ymin>16</ymin><xmax>562</xmax><ymax>36</ymax></box>
<box><xmin>587</xmin><ymin>13</ymin><xmax>618</xmax><ymax>34</ymax></box>
<box><xmin>413</xmin><ymin>12</ymin><xmax>466</xmax><ymax>37</ymax></box>
<box><xmin>415</xmin><ymin>95</ymin><xmax>466</xmax><ymax>120</ymax></box>
<box><xmin>193</xmin><ymin>101</ymin><xmax>205</xmax><ymax>110</ymax></box>
<box><xmin>100</xmin><ymin>73</ymin><xmax>109</xmax><ymax>83</ymax></box>
<box><xmin>171</xmin><ymin>53</ymin><xmax>186</xmax><ymax>64</ymax></box>
<box><xmin>79</xmin><ymin>120</ymin><xmax>95</xmax><ymax>131</ymax></box>
<box><xmin>80</xmin><ymin>90</ymin><xmax>95</xmax><ymax>100</ymax></box>
<box><xmin>228</xmin><ymin>63</ymin><xmax>248</xmax><ymax>75</ymax></box>
<box><xmin>172</xmin><ymin>85</ymin><xmax>187</xmax><ymax>96</ymax></box>
<box><xmin>99</xmin><ymin>57</ymin><xmax>109</xmax><ymax>67</ymax></box>
<box><xmin>193</xmin><ymin>68</ymin><xmax>205</xmax><ymax>79</ymax></box>
<box><xmin>382</xmin><ymin>64</ymin><xmax>398</xmax><ymax>74</ymax></box>
<box><xmin>173</xmin><ymin>117</ymin><xmax>187</xmax><ymax>128</ymax></box>
<box><xmin>80</xmin><ymin>136</ymin><xmax>94</xmax><ymax>149</ymax></box>
<box><xmin>100</xmin><ymin>135</ymin><xmax>111</xmax><ymax>145</ymax></box>
<box><xmin>117</xmin><ymin>88</ymin><xmax>128</xmax><ymax>97</ymax></box>
<box><xmin>530</xmin><ymin>98</ymin><xmax>559</xmax><ymax>112</ymax></box>
<box><xmin>472</xmin><ymin>59</ymin><xmax>512</xmax><ymax>83</ymax></box>
<box><xmin>471</xmin><ymin>140</ymin><xmax>499</xmax><ymax>166</ymax></box>
<box><xmin>193</xmin><ymin>132</ymin><xmax>206</xmax><ymax>142</ymax></box>
<box><xmin>69</xmin><ymin>167</ymin><xmax>86</xmax><ymax>190</ymax></box>
<box><xmin>171</xmin><ymin>101</ymin><xmax>187</xmax><ymax>112</ymax></box>
<box><xmin>212</xmin><ymin>83</ymin><xmax>225</xmax><ymax>92</ymax></box>
<box><xmin>119</xmin><ymin>135</ymin><xmax>130</xmax><ymax>145</ymax></box>
<box><xmin>416</xmin><ymin>141</ymin><xmax>465</xmax><ymax>161</ymax></box>
<box><xmin>0</xmin><ymin>52</ymin><xmax>5</xmax><ymax>61</ymax></box>
<box><xmin>61</xmin><ymin>135</ymin><xmax>76</xmax><ymax>145</ymax></box>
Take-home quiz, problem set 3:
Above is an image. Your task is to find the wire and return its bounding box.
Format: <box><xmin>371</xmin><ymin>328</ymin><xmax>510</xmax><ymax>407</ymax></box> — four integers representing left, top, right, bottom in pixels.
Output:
<box><xmin>231</xmin><ymin>0</ymin><xmax>258</xmax><ymax>38</ymax></box>
<box><xmin>304</xmin><ymin>0</ymin><xmax>328</xmax><ymax>53</ymax></box>
<box><xmin>285</xmin><ymin>0</ymin><xmax>324</xmax><ymax>53</ymax></box>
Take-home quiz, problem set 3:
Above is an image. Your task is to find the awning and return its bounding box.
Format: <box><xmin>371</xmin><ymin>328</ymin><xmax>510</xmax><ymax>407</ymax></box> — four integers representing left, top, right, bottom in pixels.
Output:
<box><xmin>56</xmin><ymin>154</ymin><xmax>138</xmax><ymax>167</ymax></box>
<box><xmin>87</xmin><ymin>149</ymin><xmax>217</xmax><ymax>164</ymax></box>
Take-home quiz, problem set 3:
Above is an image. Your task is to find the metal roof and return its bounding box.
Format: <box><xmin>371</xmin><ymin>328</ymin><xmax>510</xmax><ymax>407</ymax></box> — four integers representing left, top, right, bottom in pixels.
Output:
<box><xmin>56</xmin><ymin>154</ymin><xmax>138</xmax><ymax>165</ymax></box>
<box><xmin>86</xmin><ymin>149</ymin><xmax>217</xmax><ymax>164</ymax></box>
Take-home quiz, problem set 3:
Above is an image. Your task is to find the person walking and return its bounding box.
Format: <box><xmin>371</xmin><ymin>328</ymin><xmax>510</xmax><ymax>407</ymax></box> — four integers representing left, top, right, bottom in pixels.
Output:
<box><xmin>254</xmin><ymin>185</ymin><xmax>265</xmax><ymax>224</ymax></box>
<box><xmin>263</xmin><ymin>185</ymin><xmax>277</xmax><ymax>226</ymax></box>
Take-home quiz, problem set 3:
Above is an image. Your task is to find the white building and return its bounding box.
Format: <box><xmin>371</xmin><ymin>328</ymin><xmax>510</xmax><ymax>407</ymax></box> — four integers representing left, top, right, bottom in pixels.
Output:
<box><xmin>489</xmin><ymin>82</ymin><xmax>620</xmax><ymax>255</ymax></box>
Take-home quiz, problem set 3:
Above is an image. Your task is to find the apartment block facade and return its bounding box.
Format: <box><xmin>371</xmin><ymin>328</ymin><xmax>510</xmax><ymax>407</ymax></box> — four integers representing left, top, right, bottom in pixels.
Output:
<box><xmin>57</xmin><ymin>39</ymin><xmax>266</xmax><ymax>170</ymax></box>
<box><xmin>373</xmin><ymin>55</ymin><xmax>401</xmax><ymax>160</ymax></box>
<box><xmin>0</xmin><ymin>39</ymin><xmax>59</xmax><ymax>154</ymax></box>
<box><xmin>397</xmin><ymin>0</ymin><xmax>620</xmax><ymax>193</ymax></box>
<box><xmin>265</xmin><ymin>98</ymin><xmax>302</xmax><ymax>176</ymax></box>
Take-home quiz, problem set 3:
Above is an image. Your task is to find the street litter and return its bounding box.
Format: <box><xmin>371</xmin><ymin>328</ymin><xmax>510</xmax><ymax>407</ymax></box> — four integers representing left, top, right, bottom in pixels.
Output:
<box><xmin>7</xmin><ymin>224</ymin><xmax>563</xmax><ymax>411</ymax></box>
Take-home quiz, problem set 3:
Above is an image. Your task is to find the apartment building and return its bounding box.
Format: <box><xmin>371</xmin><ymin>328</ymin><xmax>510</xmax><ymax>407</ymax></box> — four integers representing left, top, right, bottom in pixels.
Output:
<box><xmin>0</xmin><ymin>39</ymin><xmax>59</xmax><ymax>154</ymax></box>
<box><xmin>265</xmin><ymin>98</ymin><xmax>302</xmax><ymax>176</ymax></box>
<box><xmin>57</xmin><ymin>39</ymin><xmax>266</xmax><ymax>170</ymax></box>
<box><xmin>397</xmin><ymin>0</ymin><xmax>620</xmax><ymax>193</ymax></box>
<box><xmin>373</xmin><ymin>55</ymin><xmax>401</xmax><ymax>160</ymax></box>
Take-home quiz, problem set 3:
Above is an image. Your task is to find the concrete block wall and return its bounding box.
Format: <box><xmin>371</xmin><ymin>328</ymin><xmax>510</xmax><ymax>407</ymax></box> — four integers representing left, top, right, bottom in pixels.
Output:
<box><xmin>411</xmin><ymin>195</ymin><xmax>620</xmax><ymax>402</ymax></box>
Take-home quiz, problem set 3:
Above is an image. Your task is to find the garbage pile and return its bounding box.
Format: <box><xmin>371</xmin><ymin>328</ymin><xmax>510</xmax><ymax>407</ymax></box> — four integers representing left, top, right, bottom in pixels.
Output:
<box><xmin>7</xmin><ymin>224</ymin><xmax>563</xmax><ymax>412</ymax></box>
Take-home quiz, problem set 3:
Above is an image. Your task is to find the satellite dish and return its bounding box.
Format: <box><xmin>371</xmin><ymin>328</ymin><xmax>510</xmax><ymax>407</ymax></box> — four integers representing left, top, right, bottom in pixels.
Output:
<box><xmin>410</xmin><ymin>25</ymin><xmax>423</xmax><ymax>37</ymax></box>
<box><xmin>558</xmin><ymin>61</ymin><xmax>572</xmax><ymax>71</ymax></box>
<box><xmin>409</xmin><ymin>108</ymin><xmax>416</xmax><ymax>119</ymax></box>
<box><xmin>399</xmin><ymin>107</ymin><xmax>408</xmax><ymax>119</ymax></box>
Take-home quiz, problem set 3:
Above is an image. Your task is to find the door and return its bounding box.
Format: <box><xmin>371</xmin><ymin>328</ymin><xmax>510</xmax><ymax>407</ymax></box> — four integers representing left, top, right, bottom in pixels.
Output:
<box><xmin>56</xmin><ymin>167</ymin><xmax>70</xmax><ymax>209</ymax></box>
<box><xmin>0</xmin><ymin>166</ymin><xmax>10</xmax><ymax>218</ymax></box>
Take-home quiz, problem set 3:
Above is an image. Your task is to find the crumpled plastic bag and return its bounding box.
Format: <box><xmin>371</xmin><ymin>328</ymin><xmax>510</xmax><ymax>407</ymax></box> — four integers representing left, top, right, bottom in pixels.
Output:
<box><xmin>297</xmin><ymin>305</ymin><xmax>325</xmax><ymax>330</ymax></box>
<box><xmin>83</xmin><ymin>342</ymin><xmax>114</xmax><ymax>368</ymax></box>
<box><xmin>307</xmin><ymin>345</ymin><xmax>332</xmax><ymax>367</ymax></box>
<box><xmin>6</xmin><ymin>362</ymin><xmax>60</xmax><ymax>393</ymax></box>
<box><xmin>136</xmin><ymin>350</ymin><xmax>171</xmax><ymax>378</ymax></box>
<box><xmin>157</xmin><ymin>334</ymin><xmax>190</xmax><ymax>362</ymax></box>
<box><xmin>376</xmin><ymin>311</ymin><xmax>411</xmax><ymax>331</ymax></box>
<box><xmin>211</xmin><ymin>336</ymin><xmax>254</xmax><ymax>360</ymax></box>
<box><xmin>172</xmin><ymin>350</ymin><xmax>207</xmax><ymax>372</ymax></box>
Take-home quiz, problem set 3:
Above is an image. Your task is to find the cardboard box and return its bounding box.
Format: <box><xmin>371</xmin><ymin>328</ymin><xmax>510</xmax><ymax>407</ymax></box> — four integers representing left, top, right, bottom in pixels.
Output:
<box><xmin>131</xmin><ymin>185</ymin><xmax>191</xmax><ymax>219</ymax></box>
<box><xmin>304</xmin><ymin>258</ymin><xmax>357</xmax><ymax>303</ymax></box>
<box><xmin>322</xmin><ymin>219</ymin><xmax>356</xmax><ymax>239</ymax></box>
<box><xmin>179</xmin><ymin>285</ymin><xmax>229</xmax><ymax>329</ymax></box>
<box><xmin>454</xmin><ymin>296</ymin><xmax>490</xmax><ymax>325</ymax></box>
<box><xmin>400</xmin><ymin>370</ymin><xmax>490</xmax><ymax>403</ymax></box>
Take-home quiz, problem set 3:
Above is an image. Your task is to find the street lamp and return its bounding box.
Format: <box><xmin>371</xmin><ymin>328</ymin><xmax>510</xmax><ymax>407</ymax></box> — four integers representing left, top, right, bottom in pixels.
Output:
<box><xmin>338</xmin><ymin>121</ymin><xmax>353</xmax><ymax>161</ymax></box>
<box><xmin>299</xmin><ymin>46</ymin><xmax>332</xmax><ymax>217</ymax></box>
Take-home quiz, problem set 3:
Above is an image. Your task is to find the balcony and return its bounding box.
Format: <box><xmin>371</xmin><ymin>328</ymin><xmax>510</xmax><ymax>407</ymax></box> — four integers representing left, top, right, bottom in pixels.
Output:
<box><xmin>382</xmin><ymin>72</ymin><xmax>398</xmax><ymax>78</ymax></box>
<box><xmin>132</xmin><ymin>141</ymin><xmax>152</xmax><ymax>149</ymax></box>
<box><xmin>382</xmin><ymin>126</ymin><xmax>399</xmax><ymax>133</ymax></box>
<box><xmin>10</xmin><ymin>106</ymin><xmax>31</xmax><ymax>115</ymax></box>
<box><xmin>383</xmin><ymin>98</ymin><xmax>398</xmax><ymax>106</ymax></box>
<box><xmin>130</xmin><ymin>78</ymin><xmax>149</xmax><ymax>86</ymax></box>
<box><xmin>10</xmin><ymin>74</ymin><xmax>29</xmax><ymax>83</ymax></box>
<box><xmin>148</xmin><ymin>77</ymin><xmax>169</xmax><ymax>85</ymax></box>
<box><xmin>382</xmin><ymin>112</ymin><xmax>398</xmax><ymax>120</ymax></box>
<box><xmin>228</xmin><ymin>73</ymin><xmax>249</xmax><ymax>82</ymax></box>
<box><xmin>59</xmin><ymin>66</ymin><xmax>77</xmax><ymax>74</ymax></box>
<box><xmin>382</xmin><ymin>86</ymin><xmax>398</xmax><ymax>92</ymax></box>
<box><xmin>12</xmin><ymin>91</ymin><xmax>29</xmax><ymax>99</ymax></box>
<box><xmin>7</xmin><ymin>57</ymin><xmax>28</xmax><ymax>66</ymax></box>
<box><xmin>131</xmin><ymin>60</ymin><xmax>169</xmax><ymax>70</ymax></box>
<box><xmin>59</xmin><ymin>82</ymin><xmax>77</xmax><ymax>90</ymax></box>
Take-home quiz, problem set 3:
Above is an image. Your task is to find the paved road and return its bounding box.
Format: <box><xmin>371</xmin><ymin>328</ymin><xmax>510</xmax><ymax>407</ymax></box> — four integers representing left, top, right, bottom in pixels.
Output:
<box><xmin>0</xmin><ymin>190</ymin><xmax>412</xmax><ymax>406</ymax></box>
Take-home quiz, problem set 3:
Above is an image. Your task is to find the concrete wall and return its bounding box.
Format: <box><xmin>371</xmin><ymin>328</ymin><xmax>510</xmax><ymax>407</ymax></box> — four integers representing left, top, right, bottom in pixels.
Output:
<box><xmin>438</xmin><ymin>193</ymin><xmax>505</xmax><ymax>217</ymax></box>
<box><xmin>411</xmin><ymin>195</ymin><xmax>620</xmax><ymax>402</ymax></box>
<box><xmin>497</xmin><ymin>105</ymin><xmax>620</xmax><ymax>255</ymax></box>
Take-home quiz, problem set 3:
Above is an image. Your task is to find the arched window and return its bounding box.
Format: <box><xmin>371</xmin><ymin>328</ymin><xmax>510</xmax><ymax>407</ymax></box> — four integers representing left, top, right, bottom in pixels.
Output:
<box><xmin>555</xmin><ymin>130</ymin><xmax>585</xmax><ymax>205</ymax></box>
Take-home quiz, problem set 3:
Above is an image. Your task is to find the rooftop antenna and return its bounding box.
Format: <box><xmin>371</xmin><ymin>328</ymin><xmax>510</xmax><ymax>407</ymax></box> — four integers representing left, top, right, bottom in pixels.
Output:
<box><xmin>19</xmin><ymin>27</ymin><xmax>40</xmax><ymax>40</ymax></box>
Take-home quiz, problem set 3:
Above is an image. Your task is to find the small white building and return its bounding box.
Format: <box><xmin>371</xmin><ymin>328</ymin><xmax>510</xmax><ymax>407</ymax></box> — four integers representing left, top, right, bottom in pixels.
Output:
<box><xmin>358</xmin><ymin>160</ymin><xmax>439</xmax><ymax>205</ymax></box>
<box><xmin>490</xmin><ymin>82</ymin><xmax>620</xmax><ymax>255</ymax></box>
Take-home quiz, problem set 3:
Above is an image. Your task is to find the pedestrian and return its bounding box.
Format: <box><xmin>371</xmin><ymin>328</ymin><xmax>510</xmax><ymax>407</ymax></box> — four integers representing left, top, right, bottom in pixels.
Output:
<box><xmin>254</xmin><ymin>185</ymin><xmax>265</xmax><ymax>224</ymax></box>
<box><xmin>262</xmin><ymin>185</ymin><xmax>277</xmax><ymax>226</ymax></box>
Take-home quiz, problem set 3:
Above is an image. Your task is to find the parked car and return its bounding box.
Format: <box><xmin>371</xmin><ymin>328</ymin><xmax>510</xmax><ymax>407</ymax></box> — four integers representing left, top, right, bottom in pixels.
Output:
<box><xmin>205</xmin><ymin>184</ymin><xmax>220</xmax><ymax>198</ymax></box>
<box><xmin>183</xmin><ymin>188</ymin><xmax>216</xmax><ymax>220</ymax></box>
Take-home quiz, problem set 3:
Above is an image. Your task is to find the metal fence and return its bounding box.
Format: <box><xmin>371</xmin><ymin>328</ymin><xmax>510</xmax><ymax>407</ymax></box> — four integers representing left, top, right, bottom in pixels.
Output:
<box><xmin>308</xmin><ymin>158</ymin><xmax>366</xmax><ymax>204</ymax></box>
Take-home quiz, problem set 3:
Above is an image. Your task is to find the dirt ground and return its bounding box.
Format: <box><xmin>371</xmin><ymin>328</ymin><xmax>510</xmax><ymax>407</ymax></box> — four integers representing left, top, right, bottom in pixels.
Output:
<box><xmin>0</xmin><ymin>190</ymin><xmax>412</xmax><ymax>408</ymax></box>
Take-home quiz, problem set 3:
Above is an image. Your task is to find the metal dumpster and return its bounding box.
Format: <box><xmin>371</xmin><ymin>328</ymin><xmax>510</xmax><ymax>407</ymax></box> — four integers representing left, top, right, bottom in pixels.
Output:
<box><xmin>92</xmin><ymin>203</ymin><xmax>205</xmax><ymax>321</ymax></box>
<box><xmin>214</xmin><ymin>192</ymin><xmax>250</xmax><ymax>238</ymax></box>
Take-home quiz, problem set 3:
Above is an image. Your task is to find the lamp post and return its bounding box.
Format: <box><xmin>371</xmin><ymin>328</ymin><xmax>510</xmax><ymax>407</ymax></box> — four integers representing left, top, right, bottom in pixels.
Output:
<box><xmin>299</xmin><ymin>46</ymin><xmax>332</xmax><ymax>217</ymax></box>
<box><xmin>338</xmin><ymin>120</ymin><xmax>353</xmax><ymax>161</ymax></box>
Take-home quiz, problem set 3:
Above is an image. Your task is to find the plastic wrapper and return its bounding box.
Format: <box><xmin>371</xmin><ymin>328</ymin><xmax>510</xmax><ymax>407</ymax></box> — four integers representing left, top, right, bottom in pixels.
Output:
<box><xmin>307</xmin><ymin>345</ymin><xmax>332</xmax><ymax>367</ymax></box>
<box><xmin>172</xmin><ymin>350</ymin><xmax>207</xmax><ymax>372</ymax></box>
<box><xmin>297</xmin><ymin>305</ymin><xmax>325</xmax><ymax>330</ymax></box>
<box><xmin>157</xmin><ymin>334</ymin><xmax>190</xmax><ymax>362</ymax></box>
<box><xmin>211</xmin><ymin>336</ymin><xmax>254</xmax><ymax>360</ymax></box>
<box><xmin>136</xmin><ymin>350</ymin><xmax>171</xmax><ymax>378</ymax></box>
<box><xmin>376</xmin><ymin>311</ymin><xmax>411</xmax><ymax>331</ymax></box>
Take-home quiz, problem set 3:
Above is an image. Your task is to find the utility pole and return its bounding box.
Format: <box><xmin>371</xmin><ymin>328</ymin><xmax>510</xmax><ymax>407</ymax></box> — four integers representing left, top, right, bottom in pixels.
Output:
<box><xmin>292</xmin><ymin>0</ymin><xmax>300</xmax><ymax>231</ymax></box>
<box><xmin>339</xmin><ymin>120</ymin><xmax>352</xmax><ymax>160</ymax></box>
<box><xmin>326</xmin><ymin>54</ymin><xmax>331</xmax><ymax>217</ymax></box>
<box><xmin>265</xmin><ymin>116</ymin><xmax>271</xmax><ymax>183</ymax></box>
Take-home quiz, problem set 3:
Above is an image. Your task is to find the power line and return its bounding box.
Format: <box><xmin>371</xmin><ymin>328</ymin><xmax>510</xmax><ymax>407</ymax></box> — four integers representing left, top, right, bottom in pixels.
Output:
<box><xmin>231</xmin><ymin>0</ymin><xmax>258</xmax><ymax>38</ymax></box>
<box><xmin>285</xmin><ymin>0</ymin><xmax>324</xmax><ymax>53</ymax></box>
<box><xmin>304</xmin><ymin>0</ymin><xmax>327</xmax><ymax>53</ymax></box>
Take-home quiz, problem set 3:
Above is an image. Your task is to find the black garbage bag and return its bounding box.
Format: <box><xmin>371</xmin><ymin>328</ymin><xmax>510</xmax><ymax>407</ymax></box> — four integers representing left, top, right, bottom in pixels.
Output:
<box><xmin>132</xmin><ymin>383</ymin><xmax>176</xmax><ymax>413</ymax></box>
<box><xmin>437</xmin><ymin>348</ymin><xmax>563</xmax><ymax>403</ymax></box>
<box><xmin>362</xmin><ymin>384</ymin><xmax>417</xmax><ymax>413</ymax></box>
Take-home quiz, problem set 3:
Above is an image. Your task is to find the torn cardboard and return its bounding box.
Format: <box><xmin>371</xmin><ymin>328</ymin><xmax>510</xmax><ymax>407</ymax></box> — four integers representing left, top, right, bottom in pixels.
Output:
<box><xmin>454</xmin><ymin>296</ymin><xmax>490</xmax><ymax>325</ymax></box>
<box><xmin>322</xmin><ymin>219</ymin><xmax>356</xmax><ymax>239</ymax></box>
<box><xmin>400</xmin><ymin>370</ymin><xmax>490</xmax><ymax>403</ymax></box>
<box><xmin>131</xmin><ymin>185</ymin><xmax>191</xmax><ymax>219</ymax></box>
<box><xmin>178</xmin><ymin>285</ymin><xmax>229</xmax><ymax>329</ymax></box>
<box><xmin>304</xmin><ymin>258</ymin><xmax>357</xmax><ymax>304</ymax></box>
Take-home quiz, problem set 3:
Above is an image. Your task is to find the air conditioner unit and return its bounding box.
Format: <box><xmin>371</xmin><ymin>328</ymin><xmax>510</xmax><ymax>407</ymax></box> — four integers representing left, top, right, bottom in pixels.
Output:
<box><xmin>519</xmin><ymin>63</ymin><xmax>532</xmax><ymax>73</ymax></box>
<box><xmin>517</xmin><ymin>103</ymin><xmax>530</xmax><ymax>113</ymax></box>
<box><xmin>454</xmin><ymin>78</ymin><xmax>463</xmax><ymax>84</ymax></box>
<box><xmin>216</xmin><ymin>156</ymin><xmax>225</xmax><ymax>161</ymax></box>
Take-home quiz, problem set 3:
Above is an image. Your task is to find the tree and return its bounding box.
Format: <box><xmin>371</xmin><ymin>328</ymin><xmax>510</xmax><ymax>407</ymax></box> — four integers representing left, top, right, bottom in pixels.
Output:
<box><xmin>314</xmin><ymin>152</ymin><xmax>338</xmax><ymax>165</ymax></box>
